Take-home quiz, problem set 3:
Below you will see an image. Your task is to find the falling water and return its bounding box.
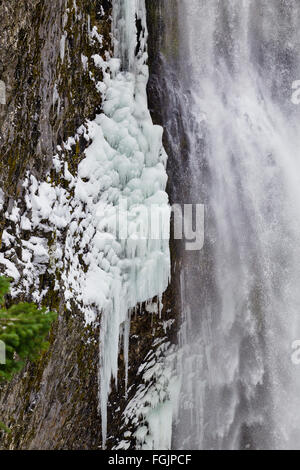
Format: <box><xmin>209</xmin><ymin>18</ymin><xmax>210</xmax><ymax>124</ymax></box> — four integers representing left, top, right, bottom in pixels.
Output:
<box><xmin>147</xmin><ymin>0</ymin><xmax>300</xmax><ymax>450</ymax></box>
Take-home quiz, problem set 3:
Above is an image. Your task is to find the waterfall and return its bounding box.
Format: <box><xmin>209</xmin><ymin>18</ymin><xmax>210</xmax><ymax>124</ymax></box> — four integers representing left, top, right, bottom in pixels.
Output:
<box><xmin>147</xmin><ymin>0</ymin><xmax>300</xmax><ymax>450</ymax></box>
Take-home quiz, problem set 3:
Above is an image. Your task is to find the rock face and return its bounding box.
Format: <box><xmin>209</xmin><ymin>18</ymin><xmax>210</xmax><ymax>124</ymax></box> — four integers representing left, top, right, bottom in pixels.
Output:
<box><xmin>0</xmin><ymin>0</ymin><xmax>110</xmax><ymax>450</ymax></box>
<box><xmin>0</xmin><ymin>0</ymin><xmax>177</xmax><ymax>450</ymax></box>
<box><xmin>0</xmin><ymin>0</ymin><xmax>111</xmax><ymax>197</ymax></box>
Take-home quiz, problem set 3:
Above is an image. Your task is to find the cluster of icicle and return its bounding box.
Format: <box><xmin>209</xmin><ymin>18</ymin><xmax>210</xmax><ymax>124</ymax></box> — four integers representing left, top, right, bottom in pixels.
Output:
<box><xmin>98</xmin><ymin>0</ymin><xmax>171</xmax><ymax>446</ymax></box>
<box><xmin>0</xmin><ymin>0</ymin><xmax>173</xmax><ymax>449</ymax></box>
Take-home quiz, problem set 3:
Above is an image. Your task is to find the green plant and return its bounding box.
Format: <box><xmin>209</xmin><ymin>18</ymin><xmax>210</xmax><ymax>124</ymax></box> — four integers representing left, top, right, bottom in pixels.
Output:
<box><xmin>0</xmin><ymin>276</ymin><xmax>57</xmax><ymax>433</ymax></box>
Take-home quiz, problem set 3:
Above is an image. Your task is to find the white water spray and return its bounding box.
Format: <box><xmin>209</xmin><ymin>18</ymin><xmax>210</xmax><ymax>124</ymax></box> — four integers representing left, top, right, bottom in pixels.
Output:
<box><xmin>149</xmin><ymin>0</ymin><xmax>300</xmax><ymax>449</ymax></box>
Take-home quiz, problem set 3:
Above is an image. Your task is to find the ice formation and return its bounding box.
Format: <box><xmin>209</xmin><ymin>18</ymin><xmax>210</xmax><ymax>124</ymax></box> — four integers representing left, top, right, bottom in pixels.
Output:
<box><xmin>115</xmin><ymin>338</ymin><xmax>179</xmax><ymax>450</ymax></box>
<box><xmin>0</xmin><ymin>0</ymin><xmax>174</xmax><ymax>449</ymax></box>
